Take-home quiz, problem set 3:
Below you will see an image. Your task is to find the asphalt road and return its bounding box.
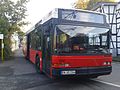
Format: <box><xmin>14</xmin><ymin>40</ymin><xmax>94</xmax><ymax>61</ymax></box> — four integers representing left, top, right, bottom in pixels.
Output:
<box><xmin>0</xmin><ymin>49</ymin><xmax>120</xmax><ymax>90</ymax></box>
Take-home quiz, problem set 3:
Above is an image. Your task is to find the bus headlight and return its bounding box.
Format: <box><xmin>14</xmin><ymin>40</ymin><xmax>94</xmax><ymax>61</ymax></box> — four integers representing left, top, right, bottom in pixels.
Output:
<box><xmin>64</xmin><ymin>64</ymin><xmax>69</xmax><ymax>67</ymax></box>
<box><xmin>103</xmin><ymin>62</ymin><xmax>107</xmax><ymax>65</ymax></box>
<box><xmin>103</xmin><ymin>62</ymin><xmax>111</xmax><ymax>65</ymax></box>
<box><xmin>107</xmin><ymin>62</ymin><xmax>111</xmax><ymax>65</ymax></box>
<box><xmin>59</xmin><ymin>63</ymin><xmax>70</xmax><ymax>67</ymax></box>
<box><xmin>52</xmin><ymin>63</ymin><xmax>70</xmax><ymax>67</ymax></box>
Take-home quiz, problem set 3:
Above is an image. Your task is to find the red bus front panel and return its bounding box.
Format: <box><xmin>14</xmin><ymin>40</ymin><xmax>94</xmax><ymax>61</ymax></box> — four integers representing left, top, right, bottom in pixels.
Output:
<box><xmin>51</xmin><ymin>55</ymin><xmax>112</xmax><ymax>76</ymax></box>
<box><xmin>52</xmin><ymin>55</ymin><xmax>112</xmax><ymax>68</ymax></box>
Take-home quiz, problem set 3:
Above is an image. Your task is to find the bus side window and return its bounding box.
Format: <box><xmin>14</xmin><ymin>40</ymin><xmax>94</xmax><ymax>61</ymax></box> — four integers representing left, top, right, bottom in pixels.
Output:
<box><xmin>29</xmin><ymin>33</ymin><xmax>32</xmax><ymax>48</ymax></box>
<box><xmin>31</xmin><ymin>32</ymin><xmax>36</xmax><ymax>49</ymax></box>
<box><xmin>47</xmin><ymin>37</ymin><xmax>50</xmax><ymax>48</ymax></box>
<box><xmin>36</xmin><ymin>29</ymin><xmax>42</xmax><ymax>50</ymax></box>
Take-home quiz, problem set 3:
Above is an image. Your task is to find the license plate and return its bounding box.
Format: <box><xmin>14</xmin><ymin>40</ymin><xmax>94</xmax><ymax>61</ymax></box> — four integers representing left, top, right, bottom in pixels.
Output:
<box><xmin>61</xmin><ymin>70</ymin><xmax>76</xmax><ymax>75</ymax></box>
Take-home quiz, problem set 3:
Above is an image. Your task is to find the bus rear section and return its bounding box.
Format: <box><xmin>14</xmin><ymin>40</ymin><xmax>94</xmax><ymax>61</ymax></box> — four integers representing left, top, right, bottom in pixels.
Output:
<box><xmin>25</xmin><ymin>8</ymin><xmax>112</xmax><ymax>78</ymax></box>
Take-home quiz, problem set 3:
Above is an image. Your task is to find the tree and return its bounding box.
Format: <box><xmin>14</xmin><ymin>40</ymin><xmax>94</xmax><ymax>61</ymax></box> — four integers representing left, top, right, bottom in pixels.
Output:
<box><xmin>0</xmin><ymin>0</ymin><xmax>29</xmax><ymax>58</ymax></box>
<box><xmin>87</xmin><ymin>0</ymin><xmax>116</xmax><ymax>10</ymax></box>
<box><xmin>75</xmin><ymin>0</ymin><xmax>89</xmax><ymax>9</ymax></box>
<box><xmin>75</xmin><ymin>0</ymin><xmax>116</xmax><ymax>10</ymax></box>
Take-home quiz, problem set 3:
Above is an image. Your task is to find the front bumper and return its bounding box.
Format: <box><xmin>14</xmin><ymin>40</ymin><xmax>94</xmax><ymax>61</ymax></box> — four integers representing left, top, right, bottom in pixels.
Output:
<box><xmin>52</xmin><ymin>66</ymin><xmax>112</xmax><ymax>77</ymax></box>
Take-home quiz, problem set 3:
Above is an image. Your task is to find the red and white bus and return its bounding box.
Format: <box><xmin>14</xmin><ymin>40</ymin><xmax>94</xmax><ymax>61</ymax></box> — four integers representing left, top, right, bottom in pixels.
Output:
<box><xmin>24</xmin><ymin>8</ymin><xmax>112</xmax><ymax>78</ymax></box>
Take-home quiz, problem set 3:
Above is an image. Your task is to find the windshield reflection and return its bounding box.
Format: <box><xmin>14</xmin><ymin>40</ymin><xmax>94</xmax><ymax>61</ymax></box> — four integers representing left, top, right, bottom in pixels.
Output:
<box><xmin>54</xmin><ymin>25</ymin><xmax>109</xmax><ymax>54</ymax></box>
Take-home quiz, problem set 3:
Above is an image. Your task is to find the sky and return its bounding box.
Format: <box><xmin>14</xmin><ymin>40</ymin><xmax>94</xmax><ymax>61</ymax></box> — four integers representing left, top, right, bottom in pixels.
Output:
<box><xmin>24</xmin><ymin>0</ymin><xmax>77</xmax><ymax>31</ymax></box>
<box><xmin>24</xmin><ymin>0</ymin><xmax>119</xmax><ymax>32</ymax></box>
<box><xmin>116</xmin><ymin>0</ymin><xmax>120</xmax><ymax>2</ymax></box>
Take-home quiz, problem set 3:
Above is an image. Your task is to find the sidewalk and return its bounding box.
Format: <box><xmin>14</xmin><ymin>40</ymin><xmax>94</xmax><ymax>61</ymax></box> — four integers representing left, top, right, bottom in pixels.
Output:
<box><xmin>0</xmin><ymin>49</ymin><xmax>48</xmax><ymax>90</ymax></box>
<box><xmin>0</xmin><ymin>48</ymin><xmax>36</xmax><ymax>76</ymax></box>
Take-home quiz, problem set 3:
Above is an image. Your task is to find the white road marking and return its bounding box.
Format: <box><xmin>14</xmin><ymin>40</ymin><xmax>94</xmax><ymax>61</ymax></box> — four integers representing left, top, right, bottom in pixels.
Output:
<box><xmin>92</xmin><ymin>79</ymin><xmax>120</xmax><ymax>88</ymax></box>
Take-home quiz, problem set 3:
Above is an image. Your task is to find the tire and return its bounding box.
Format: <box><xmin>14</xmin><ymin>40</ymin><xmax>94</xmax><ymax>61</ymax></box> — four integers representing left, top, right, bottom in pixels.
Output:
<box><xmin>25</xmin><ymin>56</ymin><xmax>30</xmax><ymax>61</ymax></box>
<box><xmin>35</xmin><ymin>56</ymin><xmax>41</xmax><ymax>73</ymax></box>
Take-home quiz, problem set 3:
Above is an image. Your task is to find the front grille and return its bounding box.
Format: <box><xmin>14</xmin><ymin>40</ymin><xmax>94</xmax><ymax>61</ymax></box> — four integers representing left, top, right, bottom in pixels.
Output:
<box><xmin>52</xmin><ymin>66</ymin><xmax>112</xmax><ymax>76</ymax></box>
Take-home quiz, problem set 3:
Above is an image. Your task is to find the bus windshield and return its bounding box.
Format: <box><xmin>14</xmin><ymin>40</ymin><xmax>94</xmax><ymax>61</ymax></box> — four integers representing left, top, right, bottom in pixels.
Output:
<box><xmin>54</xmin><ymin>25</ymin><xmax>109</xmax><ymax>54</ymax></box>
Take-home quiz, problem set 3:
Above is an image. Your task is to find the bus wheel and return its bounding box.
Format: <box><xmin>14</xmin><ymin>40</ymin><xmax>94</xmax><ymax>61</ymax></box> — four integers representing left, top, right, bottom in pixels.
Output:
<box><xmin>35</xmin><ymin>56</ymin><xmax>41</xmax><ymax>73</ymax></box>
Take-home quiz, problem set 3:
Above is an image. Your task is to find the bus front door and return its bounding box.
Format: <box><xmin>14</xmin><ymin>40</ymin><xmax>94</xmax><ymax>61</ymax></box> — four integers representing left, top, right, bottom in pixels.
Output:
<box><xmin>43</xmin><ymin>34</ymin><xmax>51</xmax><ymax>74</ymax></box>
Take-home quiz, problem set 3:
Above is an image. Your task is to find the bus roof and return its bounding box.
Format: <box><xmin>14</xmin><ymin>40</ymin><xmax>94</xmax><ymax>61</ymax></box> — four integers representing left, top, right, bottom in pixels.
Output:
<box><xmin>26</xmin><ymin>8</ymin><xmax>108</xmax><ymax>35</ymax></box>
<box><xmin>38</xmin><ymin>8</ymin><xmax>106</xmax><ymax>24</ymax></box>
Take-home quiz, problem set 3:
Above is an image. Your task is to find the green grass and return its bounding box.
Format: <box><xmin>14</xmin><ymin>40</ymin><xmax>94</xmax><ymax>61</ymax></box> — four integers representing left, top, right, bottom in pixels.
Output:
<box><xmin>113</xmin><ymin>56</ymin><xmax>120</xmax><ymax>62</ymax></box>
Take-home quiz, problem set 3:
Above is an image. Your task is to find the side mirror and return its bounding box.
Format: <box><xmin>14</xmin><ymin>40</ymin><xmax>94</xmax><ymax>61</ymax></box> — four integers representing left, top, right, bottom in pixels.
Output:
<box><xmin>54</xmin><ymin>49</ymin><xmax>57</xmax><ymax>53</ymax></box>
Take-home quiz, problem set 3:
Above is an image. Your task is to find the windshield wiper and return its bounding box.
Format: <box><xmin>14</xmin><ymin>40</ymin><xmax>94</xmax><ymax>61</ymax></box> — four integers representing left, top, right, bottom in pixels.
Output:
<box><xmin>64</xmin><ymin>11</ymin><xmax>77</xmax><ymax>19</ymax></box>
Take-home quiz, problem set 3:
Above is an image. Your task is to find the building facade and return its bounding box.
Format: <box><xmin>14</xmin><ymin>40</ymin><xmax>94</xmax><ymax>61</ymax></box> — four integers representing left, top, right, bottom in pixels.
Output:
<box><xmin>92</xmin><ymin>2</ymin><xmax>120</xmax><ymax>56</ymax></box>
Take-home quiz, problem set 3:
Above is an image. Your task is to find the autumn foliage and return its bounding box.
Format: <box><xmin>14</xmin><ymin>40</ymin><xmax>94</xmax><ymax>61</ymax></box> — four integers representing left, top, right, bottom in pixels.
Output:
<box><xmin>75</xmin><ymin>0</ymin><xmax>116</xmax><ymax>10</ymax></box>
